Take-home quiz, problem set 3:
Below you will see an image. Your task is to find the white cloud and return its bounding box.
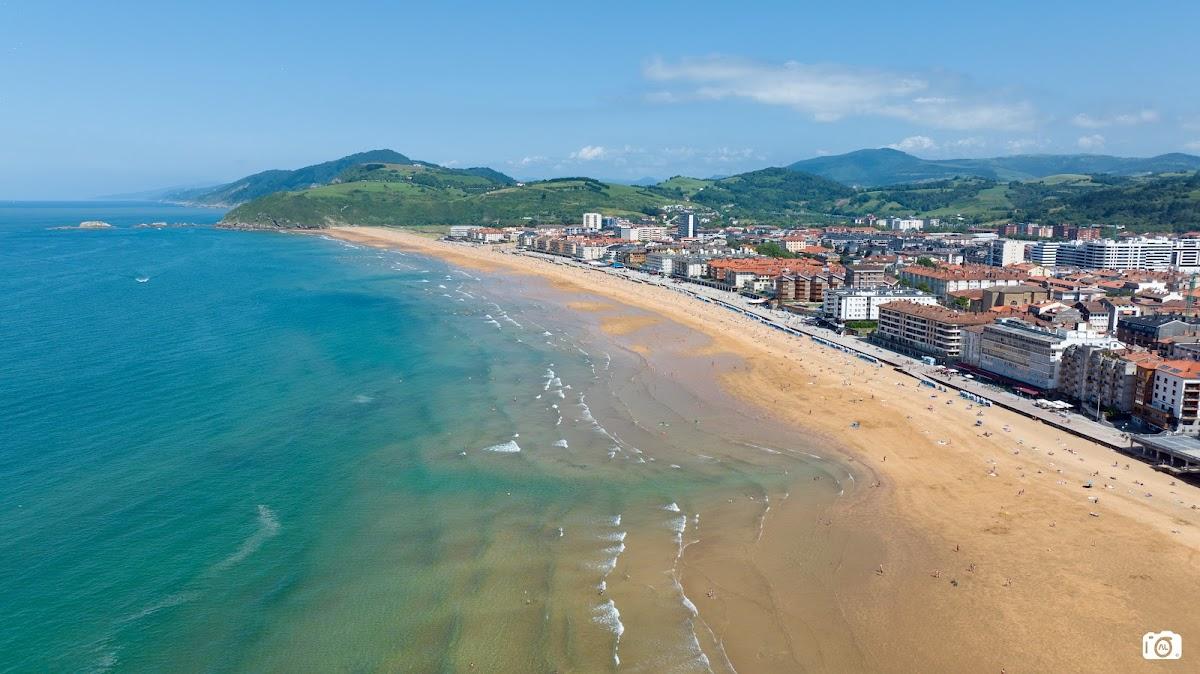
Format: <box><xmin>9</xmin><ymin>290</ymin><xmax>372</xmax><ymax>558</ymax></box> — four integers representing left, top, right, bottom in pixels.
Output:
<box><xmin>1077</xmin><ymin>134</ymin><xmax>1106</xmax><ymax>151</ymax></box>
<box><xmin>644</xmin><ymin>56</ymin><xmax>1035</xmax><ymax>130</ymax></box>
<box><xmin>569</xmin><ymin>145</ymin><xmax>607</xmax><ymax>161</ymax></box>
<box><xmin>508</xmin><ymin>155</ymin><xmax>548</xmax><ymax>167</ymax></box>
<box><xmin>887</xmin><ymin>136</ymin><xmax>986</xmax><ymax>155</ymax></box>
<box><xmin>889</xmin><ymin>135</ymin><xmax>938</xmax><ymax>152</ymax></box>
<box><xmin>1072</xmin><ymin>109</ymin><xmax>1159</xmax><ymax>129</ymax></box>
<box><xmin>1184</xmin><ymin>140</ymin><xmax>1200</xmax><ymax>152</ymax></box>
<box><xmin>1005</xmin><ymin>138</ymin><xmax>1046</xmax><ymax>153</ymax></box>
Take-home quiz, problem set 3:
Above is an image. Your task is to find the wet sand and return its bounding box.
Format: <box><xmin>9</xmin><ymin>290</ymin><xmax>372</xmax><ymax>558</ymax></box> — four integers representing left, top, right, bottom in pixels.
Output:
<box><xmin>320</xmin><ymin>227</ymin><xmax>1200</xmax><ymax>673</ymax></box>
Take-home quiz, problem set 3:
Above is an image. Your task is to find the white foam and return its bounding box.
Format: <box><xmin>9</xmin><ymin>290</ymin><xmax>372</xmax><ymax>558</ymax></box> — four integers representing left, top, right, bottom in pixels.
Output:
<box><xmin>481</xmin><ymin>440</ymin><xmax>521</xmax><ymax>454</ymax></box>
<box><xmin>214</xmin><ymin>505</ymin><xmax>279</xmax><ymax>572</ymax></box>
<box><xmin>664</xmin><ymin>502</ymin><xmax>681</xmax><ymax>513</ymax></box>
<box><xmin>592</xmin><ymin>599</ymin><xmax>624</xmax><ymax>636</ymax></box>
<box><xmin>553</xmin><ymin>439</ymin><xmax>569</xmax><ymax>448</ymax></box>
<box><xmin>592</xmin><ymin>599</ymin><xmax>624</xmax><ymax>667</ymax></box>
<box><xmin>601</xmin><ymin>531</ymin><xmax>627</xmax><ymax>543</ymax></box>
<box><xmin>352</xmin><ymin>394</ymin><xmax>374</xmax><ymax>404</ymax></box>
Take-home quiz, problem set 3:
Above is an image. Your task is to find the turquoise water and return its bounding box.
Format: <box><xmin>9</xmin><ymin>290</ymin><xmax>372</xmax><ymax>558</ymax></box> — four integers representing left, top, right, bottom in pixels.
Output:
<box><xmin>0</xmin><ymin>204</ymin><xmax>835</xmax><ymax>672</ymax></box>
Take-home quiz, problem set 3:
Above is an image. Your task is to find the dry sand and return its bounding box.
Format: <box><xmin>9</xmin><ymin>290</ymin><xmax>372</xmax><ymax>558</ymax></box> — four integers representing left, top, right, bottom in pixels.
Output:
<box><xmin>320</xmin><ymin>226</ymin><xmax>1200</xmax><ymax>673</ymax></box>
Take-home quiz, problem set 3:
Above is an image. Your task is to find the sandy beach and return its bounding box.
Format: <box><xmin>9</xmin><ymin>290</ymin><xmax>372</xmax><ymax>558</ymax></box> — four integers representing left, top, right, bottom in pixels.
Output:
<box><xmin>321</xmin><ymin>226</ymin><xmax>1200</xmax><ymax>673</ymax></box>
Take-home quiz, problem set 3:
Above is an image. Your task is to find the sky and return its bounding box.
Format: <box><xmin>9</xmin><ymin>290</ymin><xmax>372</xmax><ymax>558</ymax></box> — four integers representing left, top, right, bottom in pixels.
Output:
<box><xmin>1</xmin><ymin>0</ymin><xmax>1199</xmax><ymax>198</ymax></box>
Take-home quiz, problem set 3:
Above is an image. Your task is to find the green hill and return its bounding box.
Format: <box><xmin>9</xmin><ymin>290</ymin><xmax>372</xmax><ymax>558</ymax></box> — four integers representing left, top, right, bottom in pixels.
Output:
<box><xmin>215</xmin><ymin>148</ymin><xmax>1200</xmax><ymax>231</ymax></box>
<box><xmin>168</xmin><ymin>149</ymin><xmax>514</xmax><ymax>207</ymax></box>
<box><xmin>222</xmin><ymin>172</ymin><xmax>667</xmax><ymax>229</ymax></box>
<box><xmin>787</xmin><ymin>148</ymin><xmax>1200</xmax><ymax>187</ymax></box>
<box><xmin>688</xmin><ymin>168</ymin><xmax>854</xmax><ymax>217</ymax></box>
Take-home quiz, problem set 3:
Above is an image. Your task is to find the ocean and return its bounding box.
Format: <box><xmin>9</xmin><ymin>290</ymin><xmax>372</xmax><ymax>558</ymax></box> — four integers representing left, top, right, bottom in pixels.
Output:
<box><xmin>0</xmin><ymin>203</ymin><xmax>840</xmax><ymax>672</ymax></box>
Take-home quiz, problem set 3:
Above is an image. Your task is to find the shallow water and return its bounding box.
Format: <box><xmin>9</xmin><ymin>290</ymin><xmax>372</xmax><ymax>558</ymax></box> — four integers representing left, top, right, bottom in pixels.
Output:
<box><xmin>0</xmin><ymin>206</ymin><xmax>842</xmax><ymax>671</ymax></box>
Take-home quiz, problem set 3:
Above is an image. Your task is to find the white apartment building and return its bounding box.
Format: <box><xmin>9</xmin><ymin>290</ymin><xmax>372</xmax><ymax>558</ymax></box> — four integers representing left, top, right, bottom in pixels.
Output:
<box><xmin>582</xmin><ymin>212</ymin><xmax>602</xmax><ymax>230</ymax></box>
<box><xmin>977</xmin><ymin>318</ymin><xmax>1123</xmax><ymax>390</ymax></box>
<box><xmin>1030</xmin><ymin>237</ymin><xmax>1200</xmax><ymax>271</ymax></box>
<box><xmin>619</xmin><ymin>226</ymin><xmax>669</xmax><ymax>242</ymax></box>
<box><xmin>1147</xmin><ymin>361</ymin><xmax>1200</xmax><ymax>433</ymax></box>
<box><xmin>889</xmin><ymin>218</ymin><xmax>924</xmax><ymax>231</ymax></box>
<box><xmin>821</xmin><ymin>287</ymin><xmax>938</xmax><ymax>322</ymax></box>
<box><xmin>644</xmin><ymin>252</ymin><xmax>676</xmax><ymax>275</ymax></box>
<box><xmin>988</xmin><ymin>239</ymin><xmax>1027</xmax><ymax>267</ymax></box>
<box><xmin>448</xmin><ymin>225</ymin><xmax>482</xmax><ymax>238</ymax></box>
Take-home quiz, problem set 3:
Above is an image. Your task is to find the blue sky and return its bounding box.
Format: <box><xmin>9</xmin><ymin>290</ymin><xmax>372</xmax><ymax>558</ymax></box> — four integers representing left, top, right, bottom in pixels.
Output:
<box><xmin>1</xmin><ymin>0</ymin><xmax>1199</xmax><ymax>198</ymax></box>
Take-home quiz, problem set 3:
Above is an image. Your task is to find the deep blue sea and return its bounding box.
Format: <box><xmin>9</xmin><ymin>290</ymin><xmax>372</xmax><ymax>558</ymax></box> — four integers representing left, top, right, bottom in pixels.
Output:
<box><xmin>0</xmin><ymin>203</ymin><xmax>831</xmax><ymax>672</ymax></box>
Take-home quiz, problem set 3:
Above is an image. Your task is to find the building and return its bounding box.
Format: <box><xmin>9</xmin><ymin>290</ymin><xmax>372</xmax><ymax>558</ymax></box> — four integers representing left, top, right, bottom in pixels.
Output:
<box><xmin>1053</xmin><ymin>224</ymin><xmax>1101</xmax><ymax>241</ymax></box>
<box><xmin>844</xmin><ymin>264</ymin><xmax>887</xmax><ymax>288</ymax></box>
<box><xmin>448</xmin><ymin>225</ymin><xmax>482</xmax><ymax>239</ymax></box>
<box><xmin>674</xmin><ymin>257</ymin><xmax>709</xmax><ymax>279</ymax></box>
<box><xmin>977</xmin><ymin>319</ymin><xmax>1122</xmax><ymax>391</ymax></box>
<box><xmin>980</xmin><ymin>284</ymin><xmax>1050</xmax><ymax>310</ymax></box>
<box><xmin>889</xmin><ymin>218</ymin><xmax>924</xmax><ymax>232</ymax></box>
<box><xmin>644</xmin><ymin>252</ymin><xmax>676</xmax><ymax>276</ymax></box>
<box><xmin>677</xmin><ymin>212</ymin><xmax>697</xmax><ymax>239</ymax></box>
<box><xmin>467</xmin><ymin>227</ymin><xmax>506</xmax><ymax>243</ymax></box>
<box><xmin>1030</xmin><ymin>237</ymin><xmax>1200</xmax><ymax>271</ymax></box>
<box><xmin>898</xmin><ymin>264</ymin><xmax>1026</xmax><ymax>298</ymax></box>
<box><xmin>619</xmin><ymin>226</ymin><xmax>669</xmax><ymax>242</ymax></box>
<box><xmin>582</xmin><ymin>212</ymin><xmax>603</xmax><ymax>230</ymax></box>
<box><xmin>776</xmin><ymin>272</ymin><xmax>841</xmax><ymax>304</ymax></box>
<box><xmin>988</xmin><ymin>239</ymin><xmax>1027</xmax><ymax>267</ymax></box>
<box><xmin>874</xmin><ymin>302</ymin><xmax>994</xmax><ymax>361</ymax></box>
<box><xmin>1141</xmin><ymin>360</ymin><xmax>1200</xmax><ymax>433</ymax></box>
<box><xmin>821</xmin><ymin>287</ymin><xmax>937</xmax><ymax>323</ymax></box>
<box><xmin>1059</xmin><ymin>346</ymin><xmax>1156</xmax><ymax>415</ymax></box>
<box><xmin>1116</xmin><ymin>314</ymin><xmax>1200</xmax><ymax>349</ymax></box>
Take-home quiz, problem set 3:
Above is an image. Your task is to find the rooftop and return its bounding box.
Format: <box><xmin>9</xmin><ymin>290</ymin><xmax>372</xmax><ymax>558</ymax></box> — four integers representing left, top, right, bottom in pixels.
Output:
<box><xmin>878</xmin><ymin>301</ymin><xmax>995</xmax><ymax>325</ymax></box>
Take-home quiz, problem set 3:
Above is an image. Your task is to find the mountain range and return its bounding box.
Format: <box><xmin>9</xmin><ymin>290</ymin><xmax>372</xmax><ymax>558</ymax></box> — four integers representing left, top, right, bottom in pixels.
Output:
<box><xmin>193</xmin><ymin>148</ymin><xmax>1200</xmax><ymax>231</ymax></box>
<box><xmin>787</xmin><ymin>148</ymin><xmax>1200</xmax><ymax>187</ymax></box>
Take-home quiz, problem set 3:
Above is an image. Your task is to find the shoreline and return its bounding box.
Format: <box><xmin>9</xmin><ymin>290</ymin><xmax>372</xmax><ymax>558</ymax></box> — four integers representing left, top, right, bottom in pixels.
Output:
<box><xmin>318</xmin><ymin>226</ymin><xmax>1200</xmax><ymax>673</ymax></box>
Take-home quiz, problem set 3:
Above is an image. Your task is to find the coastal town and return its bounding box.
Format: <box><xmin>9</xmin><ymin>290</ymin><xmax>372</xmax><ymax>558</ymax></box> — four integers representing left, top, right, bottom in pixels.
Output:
<box><xmin>448</xmin><ymin>212</ymin><xmax>1200</xmax><ymax>478</ymax></box>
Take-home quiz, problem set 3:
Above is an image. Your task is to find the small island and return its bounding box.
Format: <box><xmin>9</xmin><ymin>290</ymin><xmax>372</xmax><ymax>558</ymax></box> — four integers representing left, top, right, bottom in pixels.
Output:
<box><xmin>48</xmin><ymin>220</ymin><xmax>115</xmax><ymax>231</ymax></box>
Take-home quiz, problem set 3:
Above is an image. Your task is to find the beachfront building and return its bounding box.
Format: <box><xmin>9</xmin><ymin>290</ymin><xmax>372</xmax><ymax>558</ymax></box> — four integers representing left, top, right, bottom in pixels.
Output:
<box><xmin>873</xmin><ymin>302</ymin><xmax>994</xmax><ymax>362</ymax></box>
<box><xmin>673</xmin><ymin>257</ymin><xmax>709</xmax><ymax>279</ymax></box>
<box><xmin>1138</xmin><ymin>360</ymin><xmax>1200</xmax><ymax>433</ymax></box>
<box><xmin>821</xmin><ymin>287</ymin><xmax>936</xmax><ymax>323</ymax></box>
<box><xmin>1058</xmin><ymin>346</ymin><xmax>1158</xmax><ymax>415</ymax></box>
<box><xmin>448</xmin><ymin>225</ymin><xmax>483</xmax><ymax>239</ymax></box>
<box><xmin>897</xmin><ymin>264</ymin><xmax>1026</xmax><ymax>298</ymax></box>
<box><xmin>977</xmin><ymin>319</ymin><xmax>1122</xmax><ymax>391</ymax></box>
<box><xmin>775</xmin><ymin>272</ymin><xmax>842</xmax><ymax>304</ymax></box>
<box><xmin>467</xmin><ymin>227</ymin><xmax>506</xmax><ymax>243</ymax></box>
<box><xmin>644</xmin><ymin>252</ymin><xmax>677</xmax><ymax>276</ymax></box>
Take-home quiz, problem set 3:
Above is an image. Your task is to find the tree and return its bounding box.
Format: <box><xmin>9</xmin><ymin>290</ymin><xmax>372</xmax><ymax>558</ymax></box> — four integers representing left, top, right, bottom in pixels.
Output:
<box><xmin>915</xmin><ymin>257</ymin><xmax>936</xmax><ymax>267</ymax></box>
<box><xmin>755</xmin><ymin>242</ymin><xmax>797</xmax><ymax>258</ymax></box>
